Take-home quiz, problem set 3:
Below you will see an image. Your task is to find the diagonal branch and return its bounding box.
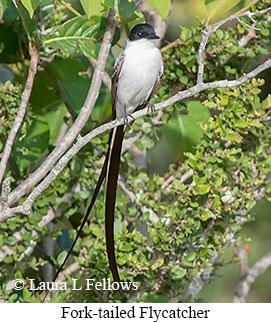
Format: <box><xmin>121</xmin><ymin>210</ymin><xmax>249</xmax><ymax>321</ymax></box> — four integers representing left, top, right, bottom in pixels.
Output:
<box><xmin>0</xmin><ymin>46</ymin><xmax>39</xmax><ymax>184</ymax></box>
<box><xmin>7</xmin><ymin>8</ymin><xmax>117</xmax><ymax>207</ymax></box>
<box><xmin>1</xmin><ymin>58</ymin><xmax>271</xmax><ymax>220</ymax></box>
<box><xmin>233</xmin><ymin>250</ymin><xmax>271</xmax><ymax>303</ymax></box>
<box><xmin>197</xmin><ymin>7</ymin><xmax>271</xmax><ymax>83</ymax></box>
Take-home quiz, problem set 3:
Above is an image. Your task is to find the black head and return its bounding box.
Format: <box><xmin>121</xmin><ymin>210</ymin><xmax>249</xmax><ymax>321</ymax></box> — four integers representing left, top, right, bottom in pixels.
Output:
<box><xmin>129</xmin><ymin>23</ymin><xmax>159</xmax><ymax>41</ymax></box>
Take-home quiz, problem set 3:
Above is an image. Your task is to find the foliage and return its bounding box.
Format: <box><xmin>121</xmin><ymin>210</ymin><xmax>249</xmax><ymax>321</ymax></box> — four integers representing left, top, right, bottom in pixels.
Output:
<box><xmin>0</xmin><ymin>0</ymin><xmax>271</xmax><ymax>303</ymax></box>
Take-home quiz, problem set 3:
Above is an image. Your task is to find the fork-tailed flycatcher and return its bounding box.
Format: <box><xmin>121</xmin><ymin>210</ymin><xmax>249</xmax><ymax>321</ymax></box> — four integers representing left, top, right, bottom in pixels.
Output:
<box><xmin>51</xmin><ymin>23</ymin><xmax>163</xmax><ymax>295</ymax></box>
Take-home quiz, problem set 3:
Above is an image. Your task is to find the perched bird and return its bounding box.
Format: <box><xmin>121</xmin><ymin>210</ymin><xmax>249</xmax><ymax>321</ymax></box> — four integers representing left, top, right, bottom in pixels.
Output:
<box><xmin>53</xmin><ymin>23</ymin><xmax>163</xmax><ymax>294</ymax></box>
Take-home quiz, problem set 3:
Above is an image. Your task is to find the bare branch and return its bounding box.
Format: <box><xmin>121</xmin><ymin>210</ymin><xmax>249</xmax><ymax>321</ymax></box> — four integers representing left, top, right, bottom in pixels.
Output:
<box><xmin>233</xmin><ymin>250</ymin><xmax>271</xmax><ymax>303</ymax></box>
<box><xmin>7</xmin><ymin>8</ymin><xmax>117</xmax><ymax>207</ymax></box>
<box><xmin>0</xmin><ymin>178</ymin><xmax>10</xmax><ymax>212</ymax></box>
<box><xmin>236</xmin><ymin>245</ymin><xmax>249</xmax><ymax>277</ymax></box>
<box><xmin>89</xmin><ymin>57</ymin><xmax>112</xmax><ymax>90</ymax></box>
<box><xmin>197</xmin><ymin>7</ymin><xmax>271</xmax><ymax>83</ymax></box>
<box><xmin>237</xmin><ymin>17</ymin><xmax>260</xmax><ymax>30</ymax></box>
<box><xmin>0</xmin><ymin>46</ymin><xmax>39</xmax><ymax>184</ymax></box>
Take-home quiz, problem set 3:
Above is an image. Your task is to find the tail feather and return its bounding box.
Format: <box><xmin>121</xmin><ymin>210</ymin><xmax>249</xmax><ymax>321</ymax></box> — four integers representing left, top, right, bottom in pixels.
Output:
<box><xmin>43</xmin><ymin>130</ymin><xmax>114</xmax><ymax>301</ymax></box>
<box><xmin>105</xmin><ymin>125</ymin><xmax>125</xmax><ymax>286</ymax></box>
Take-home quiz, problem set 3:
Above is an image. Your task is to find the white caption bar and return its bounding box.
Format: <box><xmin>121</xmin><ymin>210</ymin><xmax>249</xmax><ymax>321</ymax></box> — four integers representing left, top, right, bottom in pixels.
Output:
<box><xmin>0</xmin><ymin>303</ymin><xmax>270</xmax><ymax>322</ymax></box>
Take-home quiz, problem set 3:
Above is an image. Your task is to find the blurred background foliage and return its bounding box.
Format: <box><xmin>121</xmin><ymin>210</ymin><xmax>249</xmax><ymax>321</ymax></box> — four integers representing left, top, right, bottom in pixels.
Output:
<box><xmin>0</xmin><ymin>0</ymin><xmax>270</xmax><ymax>302</ymax></box>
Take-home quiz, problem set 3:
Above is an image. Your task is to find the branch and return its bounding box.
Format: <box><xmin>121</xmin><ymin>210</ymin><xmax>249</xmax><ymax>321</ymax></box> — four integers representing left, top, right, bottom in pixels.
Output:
<box><xmin>1</xmin><ymin>57</ymin><xmax>271</xmax><ymax>220</ymax></box>
<box><xmin>89</xmin><ymin>57</ymin><xmax>112</xmax><ymax>90</ymax></box>
<box><xmin>197</xmin><ymin>7</ymin><xmax>271</xmax><ymax>83</ymax></box>
<box><xmin>7</xmin><ymin>8</ymin><xmax>117</xmax><ymax>207</ymax></box>
<box><xmin>233</xmin><ymin>250</ymin><xmax>271</xmax><ymax>303</ymax></box>
<box><xmin>0</xmin><ymin>46</ymin><xmax>39</xmax><ymax>184</ymax></box>
<box><xmin>183</xmin><ymin>218</ymin><xmax>247</xmax><ymax>301</ymax></box>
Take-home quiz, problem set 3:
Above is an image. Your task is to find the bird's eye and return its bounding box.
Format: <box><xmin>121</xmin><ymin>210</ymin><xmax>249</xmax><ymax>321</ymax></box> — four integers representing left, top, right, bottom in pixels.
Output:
<box><xmin>138</xmin><ymin>32</ymin><xmax>142</xmax><ymax>36</ymax></box>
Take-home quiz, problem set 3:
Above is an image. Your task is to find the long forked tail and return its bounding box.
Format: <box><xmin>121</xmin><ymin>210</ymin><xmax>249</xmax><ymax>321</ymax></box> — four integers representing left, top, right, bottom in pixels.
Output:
<box><xmin>105</xmin><ymin>125</ymin><xmax>125</xmax><ymax>290</ymax></box>
<box><xmin>43</xmin><ymin>130</ymin><xmax>114</xmax><ymax>302</ymax></box>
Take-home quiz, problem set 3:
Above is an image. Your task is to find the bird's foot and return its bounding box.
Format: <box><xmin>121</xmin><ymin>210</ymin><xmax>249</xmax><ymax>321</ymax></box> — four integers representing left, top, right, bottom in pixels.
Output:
<box><xmin>147</xmin><ymin>103</ymin><xmax>156</xmax><ymax>115</ymax></box>
<box><xmin>123</xmin><ymin>114</ymin><xmax>135</xmax><ymax>127</ymax></box>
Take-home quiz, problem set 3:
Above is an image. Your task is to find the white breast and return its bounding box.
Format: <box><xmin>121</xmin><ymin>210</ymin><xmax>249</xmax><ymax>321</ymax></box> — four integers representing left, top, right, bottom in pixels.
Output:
<box><xmin>115</xmin><ymin>39</ymin><xmax>163</xmax><ymax>119</ymax></box>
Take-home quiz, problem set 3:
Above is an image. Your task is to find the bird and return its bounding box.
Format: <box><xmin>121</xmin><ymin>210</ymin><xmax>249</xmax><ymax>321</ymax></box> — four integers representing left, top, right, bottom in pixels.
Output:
<box><xmin>51</xmin><ymin>23</ymin><xmax>163</xmax><ymax>296</ymax></box>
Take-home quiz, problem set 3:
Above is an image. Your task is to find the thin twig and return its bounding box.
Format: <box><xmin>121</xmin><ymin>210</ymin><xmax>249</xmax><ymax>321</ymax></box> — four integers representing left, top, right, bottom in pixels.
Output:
<box><xmin>196</xmin><ymin>7</ymin><xmax>271</xmax><ymax>84</ymax></box>
<box><xmin>0</xmin><ymin>46</ymin><xmax>39</xmax><ymax>184</ymax></box>
<box><xmin>59</xmin><ymin>0</ymin><xmax>82</xmax><ymax>17</ymax></box>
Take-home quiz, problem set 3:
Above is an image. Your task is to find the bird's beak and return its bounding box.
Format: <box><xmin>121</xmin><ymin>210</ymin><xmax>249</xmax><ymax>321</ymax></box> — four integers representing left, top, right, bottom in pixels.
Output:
<box><xmin>149</xmin><ymin>33</ymin><xmax>160</xmax><ymax>40</ymax></box>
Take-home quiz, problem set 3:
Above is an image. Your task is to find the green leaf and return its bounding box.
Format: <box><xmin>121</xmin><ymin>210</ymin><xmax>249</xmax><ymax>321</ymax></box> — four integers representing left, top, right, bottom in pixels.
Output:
<box><xmin>203</xmin><ymin>100</ymin><xmax>217</xmax><ymax>108</ymax></box>
<box><xmin>151</xmin><ymin>257</ymin><xmax>164</xmax><ymax>271</ymax></box>
<box><xmin>163</xmin><ymin>101</ymin><xmax>210</xmax><ymax>161</ymax></box>
<box><xmin>7</xmin><ymin>236</ymin><xmax>17</xmax><ymax>246</ymax></box>
<box><xmin>220</xmin><ymin>95</ymin><xmax>228</xmax><ymax>106</ymax></box>
<box><xmin>116</xmin><ymin>0</ymin><xmax>137</xmax><ymax>23</ymax></box>
<box><xmin>44</xmin><ymin>16</ymin><xmax>101</xmax><ymax>58</ymax></box>
<box><xmin>146</xmin><ymin>0</ymin><xmax>170</xmax><ymax>20</ymax></box>
<box><xmin>200</xmin><ymin>210</ymin><xmax>213</xmax><ymax>221</ymax></box>
<box><xmin>23</xmin><ymin>287</ymin><xmax>40</xmax><ymax>302</ymax></box>
<box><xmin>57</xmin><ymin>251</ymin><xmax>68</xmax><ymax>266</ymax></box>
<box><xmin>187</xmin><ymin>252</ymin><xmax>196</xmax><ymax>262</ymax></box>
<box><xmin>205</xmin><ymin>0</ymin><xmax>241</xmax><ymax>24</ymax></box>
<box><xmin>223</xmin><ymin>131</ymin><xmax>242</xmax><ymax>143</ymax></box>
<box><xmin>260</xmin><ymin>27</ymin><xmax>270</xmax><ymax>36</ymax></box>
<box><xmin>92</xmin><ymin>225</ymin><xmax>104</xmax><ymax>239</ymax></box>
<box><xmin>221</xmin><ymin>190</ymin><xmax>235</xmax><ymax>204</ymax></box>
<box><xmin>180</xmin><ymin>26</ymin><xmax>192</xmax><ymax>42</ymax></box>
<box><xmin>102</xmin><ymin>0</ymin><xmax>113</xmax><ymax>8</ymax></box>
<box><xmin>235</xmin><ymin>120</ymin><xmax>248</xmax><ymax>128</ymax></box>
<box><xmin>30</xmin><ymin>68</ymin><xmax>61</xmax><ymax>112</ymax></box>
<box><xmin>80</xmin><ymin>0</ymin><xmax>103</xmax><ymax>18</ymax></box>
<box><xmin>196</xmin><ymin>184</ymin><xmax>210</xmax><ymax>195</ymax></box>
<box><xmin>20</xmin><ymin>0</ymin><xmax>38</xmax><ymax>18</ymax></box>
<box><xmin>171</xmin><ymin>266</ymin><xmax>186</xmax><ymax>280</ymax></box>
<box><xmin>29</xmin><ymin>213</ymin><xmax>43</xmax><ymax>224</ymax></box>
<box><xmin>12</xmin><ymin>0</ymin><xmax>31</xmax><ymax>34</ymax></box>
<box><xmin>43</xmin><ymin>104</ymin><xmax>67</xmax><ymax>143</ymax></box>
<box><xmin>13</xmin><ymin>115</ymin><xmax>50</xmax><ymax>173</ymax></box>
<box><xmin>47</xmin><ymin>58</ymin><xmax>91</xmax><ymax>115</ymax></box>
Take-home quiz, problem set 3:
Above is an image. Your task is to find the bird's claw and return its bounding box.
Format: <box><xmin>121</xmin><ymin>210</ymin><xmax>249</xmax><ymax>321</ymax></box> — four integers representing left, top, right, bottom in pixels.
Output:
<box><xmin>147</xmin><ymin>103</ymin><xmax>155</xmax><ymax>114</ymax></box>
